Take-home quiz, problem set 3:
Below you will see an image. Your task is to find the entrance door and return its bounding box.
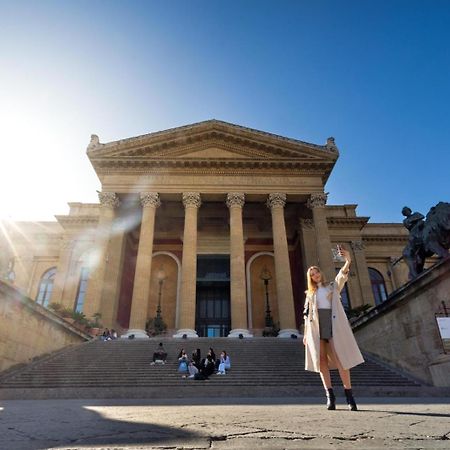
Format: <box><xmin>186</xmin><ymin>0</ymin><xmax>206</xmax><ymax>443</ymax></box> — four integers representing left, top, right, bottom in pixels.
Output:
<box><xmin>196</xmin><ymin>256</ymin><xmax>231</xmax><ymax>337</ymax></box>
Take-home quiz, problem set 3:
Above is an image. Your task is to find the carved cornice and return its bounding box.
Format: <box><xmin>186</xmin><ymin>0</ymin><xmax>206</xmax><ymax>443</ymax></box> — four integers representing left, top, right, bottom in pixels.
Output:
<box><xmin>363</xmin><ymin>236</ymin><xmax>408</xmax><ymax>244</ymax></box>
<box><xmin>140</xmin><ymin>192</ymin><xmax>161</xmax><ymax>208</ymax></box>
<box><xmin>98</xmin><ymin>191</ymin><xmax>120</xmax><ymax>209</ymax></box>
<box><xmin>182</xmin><ymin>192</ymin><xmax>201</xmax><ymax>209</ymax></box>
<box><xmin>226</xmin><ymin>193</ymin><xmax>245</xmax><ymax>208</ymax></box>
<box><xmin>299</xmin><ymin>218</ymin><xmax>314</xmax><ymax>230</ymax></box>
<box><xmin>90</xmin><ymin>158</ymin><xmax>333</xmax><ymax>173</ymax></box>
<box><xmin>307</xmin><ymin>192</ymin><xmax>328</xmax><ymax>209</ymax></box>
<box><xmin>327</xmin><ymin>217</ymin><xmax>370</xmax><ymax>230</ymax></box>
<box><xmin>267</xmin><ymin>193</ymin><xmax>286</xmax><ymax>209</ymax></box>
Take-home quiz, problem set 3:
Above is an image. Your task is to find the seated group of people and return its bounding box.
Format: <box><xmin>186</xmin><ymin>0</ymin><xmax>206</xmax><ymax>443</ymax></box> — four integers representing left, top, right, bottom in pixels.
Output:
<box><xmin>100</xmin><ymin>328</ymin><xmax>118</xmax><ymax>341</ymax></box>
<box><xmin>178</xmin><ymin>347</ymin><xmax>231</xmax><ymax>379</ymax></box>
<box><xmin>150</xmin><ymin>343</ymin><xmax>231</xmax><ymax>379</ymax></box>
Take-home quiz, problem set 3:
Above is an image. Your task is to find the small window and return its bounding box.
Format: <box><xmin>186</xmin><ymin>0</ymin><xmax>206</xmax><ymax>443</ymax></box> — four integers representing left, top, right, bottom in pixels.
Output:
<box><xmin>36</xmin><ymin>268</ymin><xmax>56</xmax><ymax>307</ymax></box>
<box><xmin>74</xmin><ymin>267</ymin><xmax>89</xmax><ymax>312</ymax></box>
<box><xmin>369</xmin><ymin>268</ymin><xmax>388</xmax><ymax>305</ymax></box>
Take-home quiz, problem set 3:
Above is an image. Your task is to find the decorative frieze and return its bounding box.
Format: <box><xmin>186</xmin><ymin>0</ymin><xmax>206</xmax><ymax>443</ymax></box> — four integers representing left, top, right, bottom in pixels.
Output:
<box><xmin>267</xmin><ymin>193</ymin><xmax>286</xmax><ymax>209</ymax></box>
<box><xmin>307</xmin><ymin>193</ymin><xmax>328</xmax><ymax>209</ymax></box>
<box><xmin>140</xmin><ymin>192</ymin><xmax>161</xmax><ymax>208</ymax></box>
<box><xmin>299</xmin><ymin>218</ymin><xmax>314</xmax><ymax>230</ymax></box>
<box><xmin>351</xmin><ymin>240</ymin><xmax>365</xmax><ymax>251</ymax></box>
<box><xmin>226</xmin><ymin>193</ymin><xmax>245</xmax><ymax>208</ymax></box>
<box><xmin>98</xmin><ymin>191</ymin><xmax>120</xmax><ymax>209</ymax></box>
<box><xmin>182</xmin><ymin>192</ymin><xmax>201</xmax><ymax>209</ymax></box>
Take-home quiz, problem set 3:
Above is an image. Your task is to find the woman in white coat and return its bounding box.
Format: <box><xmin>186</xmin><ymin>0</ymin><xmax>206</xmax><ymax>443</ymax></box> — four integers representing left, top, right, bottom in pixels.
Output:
<box><xmin>303</xmin><ymin>245</ymin><xmax>364</xmax><ymax>411</ymax></box>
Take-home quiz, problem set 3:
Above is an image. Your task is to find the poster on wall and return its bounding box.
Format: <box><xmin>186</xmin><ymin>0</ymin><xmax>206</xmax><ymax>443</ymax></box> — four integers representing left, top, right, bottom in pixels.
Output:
<box><xmin>436</xmin><ymin>317</ymin><xmax>450</xmax><ymax>353</ymax></box>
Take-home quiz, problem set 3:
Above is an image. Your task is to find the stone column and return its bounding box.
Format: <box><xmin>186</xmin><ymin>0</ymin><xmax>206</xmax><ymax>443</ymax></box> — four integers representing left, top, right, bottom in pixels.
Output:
<box><xmin>307</xmin><ymin>193</ymin><xmax>335</xmax><ymax>281</ymax></box>
<box><xmin>226</xmin><ymin>193</ymin><xmax>252</xmax><ymax>338</ymax></box>
<box><xmin>84</xmin><ymin>192</ymin><xmax>120</xmax><ymax>319</ymax></box>
<box><xmin>267</xmin><ymin>193</ymin><xmax>299</xmax><ymax>338</ymax></box>
<box><xmin>351</xmin><ymin>240</ymin><xmax>375</xmax><ymax>307</ymax></box>
<box><xmin>125</xmin><ymin>193</ymin><xmax>161</xmax><ymax>338</ymax></box>
<box><xmin>298</xmin><ymin>218</ymin><xmax>318</xmax><ymax>269</ymax></box>
<box><xmin>50</xmin><ymin>238</ymin><xmax>75</xmax><ymax>308</ymax></box>
<box><xmin>173</xmin><ymin>192</ymin><xmax>201</xmax><ymax>338</ymax></box>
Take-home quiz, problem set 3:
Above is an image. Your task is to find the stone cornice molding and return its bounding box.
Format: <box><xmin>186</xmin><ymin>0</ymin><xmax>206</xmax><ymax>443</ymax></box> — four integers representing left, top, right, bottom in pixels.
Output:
<box><xmin>87</xmin><ymin>120</ymin><xmax>338</xmax><ymax>157</ymax></box>
<box><xmin>140</xmin><ymin>192</ymin><xmax>161</xmax><ymax>208</ymax></box>
<box><xmin>267</xmin><ymin>193</ymin><xmax>286</xmax><ymax>209</ymax></box>
<box><xmin>98</xmin><ymin>191</ymin><xmax>120</xmax><ymax>209</ymax></box>
<box><xmin>89</xmin><ymin>157</ymin><xmax>333</xmax><ymax>173</ymax></box>
<box><xmin>226</xmin><ymin>193</ymin><xmax>245</xmax><ymax>208</ymax></box>
<box><xmin>307</xmin><ymin>192</ymin><xmax>328</xmax><ymax>209</ymax></box>
<box><xmin>327</xmin><ymin>217</ymin><xmax>370</xmax><ymax>230</ymax></box>
<box><xmin>363</xmin><ymin>236</ymin><xmax>408</xmax><ymax>244</ymax></box>
<box><xmin>182</xmin><ymin>192</ymin><xmax>201</xmax><ymax>209</ymax></box>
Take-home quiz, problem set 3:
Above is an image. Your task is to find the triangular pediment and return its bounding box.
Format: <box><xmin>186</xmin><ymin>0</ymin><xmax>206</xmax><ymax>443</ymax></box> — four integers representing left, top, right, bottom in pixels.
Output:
<box><xmin>87</xmin><ymin>120</ymin><xmax>338</xmax><ymax>178</ymax></box>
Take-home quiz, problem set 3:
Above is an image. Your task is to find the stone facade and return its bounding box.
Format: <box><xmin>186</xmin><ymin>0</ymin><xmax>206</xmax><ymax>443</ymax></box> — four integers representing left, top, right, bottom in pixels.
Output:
<box><xmin>0</xmin><ymin>281</ymin><xmax>88</xmax><ymax>373</ymax></box>
<box><xmin>352</xmin><ymin>258</ymin><xmax>450</xmax><ymax>386</ymax></box>
<box><xmin>0</xmin><ymin>120</ymin><xmax>412</xmax><ymax>337</ymax></box>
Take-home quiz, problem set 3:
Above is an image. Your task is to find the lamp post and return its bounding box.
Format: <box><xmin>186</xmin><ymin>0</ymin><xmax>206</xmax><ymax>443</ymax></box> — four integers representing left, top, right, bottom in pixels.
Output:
<box><xmin>260</xmin><ymin>266</ymin><xmax>274</xmax><ymax>328</ymax></box>
<box><xmin>156</xmin><ymin>266</ymin><xmax>166</xmax><ymax>319</ymax></box>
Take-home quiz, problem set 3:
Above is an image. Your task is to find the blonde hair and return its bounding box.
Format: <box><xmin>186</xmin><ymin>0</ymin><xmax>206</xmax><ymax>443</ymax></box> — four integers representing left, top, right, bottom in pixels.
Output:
<box><xmin>305</xmin><ymin>266</ymin><xmax>327</xmax><ymax>294</ymax></box>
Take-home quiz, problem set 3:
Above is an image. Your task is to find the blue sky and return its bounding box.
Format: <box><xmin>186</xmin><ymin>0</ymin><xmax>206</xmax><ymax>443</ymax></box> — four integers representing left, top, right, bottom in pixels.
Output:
<box><xmin>0</xmin><ymin>0</ymin><xmax>449</xmax><ymax>222</ymax></box>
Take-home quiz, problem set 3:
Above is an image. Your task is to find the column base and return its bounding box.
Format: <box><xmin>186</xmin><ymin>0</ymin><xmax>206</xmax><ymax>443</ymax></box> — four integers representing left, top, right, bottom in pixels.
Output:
<box><xmin>173</xmin><ymin>329</ymin><xmax>198</xmax><ymax>338</ymax></box>
<box><xmin>120</xmin><ymin>329</ymin><xmax>149</xmax><ymax>339</ymax></box>
<box><xmin>228</xmin><ymin>328</ymin><xmax>253</xmax><ymax>338</ymax></box>
<box><xmin>278</xmin><ymin>329</ymin><xmax>301</xmax><ymax>339</ymax></box>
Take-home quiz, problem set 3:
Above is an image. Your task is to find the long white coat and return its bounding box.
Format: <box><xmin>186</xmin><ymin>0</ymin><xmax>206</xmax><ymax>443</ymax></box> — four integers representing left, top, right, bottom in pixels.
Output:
<box><xmin>303</xmin><ymin>269</ymin><xmax>364</xmax><ymax>372</ymax></box>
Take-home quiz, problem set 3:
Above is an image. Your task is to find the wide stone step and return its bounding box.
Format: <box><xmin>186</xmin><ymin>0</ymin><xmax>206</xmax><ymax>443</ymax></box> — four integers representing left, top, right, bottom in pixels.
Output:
<box><xmin>0</xmin><ymin>338</ymin><xmax>423</xmax><ymax>398</ymax></box>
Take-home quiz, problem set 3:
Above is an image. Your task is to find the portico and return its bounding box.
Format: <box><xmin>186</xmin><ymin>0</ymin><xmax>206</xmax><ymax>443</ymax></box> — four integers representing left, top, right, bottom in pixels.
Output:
<box><xmin>82</xmin><ymin>120</ymin><xmax>342</xmax><ymax>337</ymax></box>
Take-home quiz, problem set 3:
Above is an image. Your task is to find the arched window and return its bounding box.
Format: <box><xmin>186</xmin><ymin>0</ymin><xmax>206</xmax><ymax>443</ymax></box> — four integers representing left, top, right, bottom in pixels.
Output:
<box><xmin>36</xmin><ymin>268</ymin><xmax>56</xmax><ymax>307</ymax></box>
<box><xmin>369</xmin><ymin>268</ymin><xmax>388</xmax><ymax>305</ymax></box>
<box><xmin>74</xmin><ymin>267</ymin><xmax>89</xmax><ymax>312</ymax></box>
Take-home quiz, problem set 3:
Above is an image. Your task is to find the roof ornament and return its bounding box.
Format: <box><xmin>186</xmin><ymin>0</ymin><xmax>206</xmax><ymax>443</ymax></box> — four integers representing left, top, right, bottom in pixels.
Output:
<box><xmin>326</xmin><ymin>137</ymin><xmax>338</xmax><ymax>152</ymax></box>
<box><xmin>87</xmin><ymin>134</ymin><xmax>101</xmax><ymax>150</ymax></box>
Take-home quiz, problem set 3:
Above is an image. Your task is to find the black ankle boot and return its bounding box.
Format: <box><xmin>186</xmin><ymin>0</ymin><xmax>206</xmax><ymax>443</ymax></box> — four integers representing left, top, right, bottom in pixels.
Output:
<box><xmin>326</xmin><ymin>388</ymin><xmax>336</xmax><ymax>410</ymax></box>
<box><xmin>345</xmin><ymin>388</ymin><xmax>357</xmax><ymax>411</ymax></box>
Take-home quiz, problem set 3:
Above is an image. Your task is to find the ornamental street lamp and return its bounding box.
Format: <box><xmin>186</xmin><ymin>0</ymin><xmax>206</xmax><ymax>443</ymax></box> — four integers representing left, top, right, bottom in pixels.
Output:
<box><xmin>260</xmin><ymin>266</ymin><xmax>274</xmax><ymax>328</ymax></box>
<box><xmin>156</xmin><ymin>266</ymin><xmax>166</xmax><ymax>319</ymax></box>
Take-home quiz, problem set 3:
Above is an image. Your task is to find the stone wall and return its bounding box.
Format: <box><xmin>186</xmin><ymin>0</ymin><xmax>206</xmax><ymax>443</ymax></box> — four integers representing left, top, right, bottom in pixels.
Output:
<box><xmin>353</xmin><ymin>258</ymin><xmax>450</xmax><ymax>386</ymax></box>
<box><xmin>0</xmin><ymin>281</ymin><xmax>89</xmax><ymax>373</ymax></box>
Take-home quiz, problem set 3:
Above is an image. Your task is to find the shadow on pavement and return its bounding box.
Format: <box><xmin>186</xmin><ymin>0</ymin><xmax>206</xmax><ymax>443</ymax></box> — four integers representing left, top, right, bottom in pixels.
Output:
<box><xmin>0</xmin><ymin>401</ymin><xmax>205</xmax><ymax>450</ymax></box>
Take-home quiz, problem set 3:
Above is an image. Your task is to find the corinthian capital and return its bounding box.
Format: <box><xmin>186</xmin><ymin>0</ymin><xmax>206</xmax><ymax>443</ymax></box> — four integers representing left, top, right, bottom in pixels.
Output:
<box><xmin>267</xmin><ymin>193</ymin><xmax>286</xmax><ymax>209</ymax></box>
<box><xmin>98</xmin><ymin>191</ymin><xmax>120</xmax><ymax>209</ymax></box>
<box><xmin>307</xmin><ymin>193</ymin><xmax>328</xmax><ymax>209</ymax></box>
<box><xmin>140</xmin><ymin>192</ymin><xmax>161</xmax><ymax>208</ymax></box>
<box><xmin>182</xmin><ymin>192</ymin><xmax>201</xmax><ymax>209</ymax></box>
<box><xmin>226</xmin><ymin>193</ymin><xmax>245</xmax><ymax>208</ymax></box>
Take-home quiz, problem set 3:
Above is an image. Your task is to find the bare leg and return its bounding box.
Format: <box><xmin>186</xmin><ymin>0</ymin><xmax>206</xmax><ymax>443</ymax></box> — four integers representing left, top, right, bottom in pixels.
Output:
<box><xmin>328</xmin><ymin>339</ymin><xmax>351</xmax><ymax>389</ymax></box>
<box><xmin>319</xmin><ymin>339</ymin><xmax>332</xmax><ymax>389</ymax></box>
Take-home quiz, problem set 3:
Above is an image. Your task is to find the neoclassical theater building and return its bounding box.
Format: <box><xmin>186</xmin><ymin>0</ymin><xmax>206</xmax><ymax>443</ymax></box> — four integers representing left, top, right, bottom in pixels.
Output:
<box><xmin>1</xmin><ymin>120</ymin><xmax>410</xmax><ymax>338</ymax></box>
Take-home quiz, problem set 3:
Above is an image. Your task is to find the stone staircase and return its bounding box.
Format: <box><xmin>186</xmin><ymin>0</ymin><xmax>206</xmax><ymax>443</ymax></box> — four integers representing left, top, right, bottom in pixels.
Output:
<box><xmin>0</xmin><ymin>337</ymin><xmax>431</xmax><ymax>400</ymax></box>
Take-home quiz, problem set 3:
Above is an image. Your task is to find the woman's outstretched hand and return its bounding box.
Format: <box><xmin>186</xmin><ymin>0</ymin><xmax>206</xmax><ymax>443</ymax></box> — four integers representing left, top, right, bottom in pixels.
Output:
<box><xmin>303</xmin><ymin>335</ymin><xmax>306</xmax><ymax>346</ymax></box>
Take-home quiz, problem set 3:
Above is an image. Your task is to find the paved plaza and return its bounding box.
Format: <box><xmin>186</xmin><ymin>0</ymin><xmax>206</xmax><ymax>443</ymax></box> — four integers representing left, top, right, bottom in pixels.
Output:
<box><xmin>0</xmin><ymin>397</ymin><xmax>449</xmax><ymax>449</ymax></box>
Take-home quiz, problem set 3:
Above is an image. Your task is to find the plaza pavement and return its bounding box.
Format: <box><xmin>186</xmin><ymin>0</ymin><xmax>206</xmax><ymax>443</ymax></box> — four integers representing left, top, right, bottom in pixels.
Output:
<box><xmin>0</xmin><ymin>397</ymin><xmax>449</xmax><ymax>449</ymax></box>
